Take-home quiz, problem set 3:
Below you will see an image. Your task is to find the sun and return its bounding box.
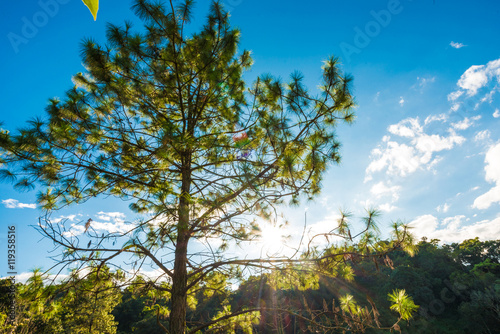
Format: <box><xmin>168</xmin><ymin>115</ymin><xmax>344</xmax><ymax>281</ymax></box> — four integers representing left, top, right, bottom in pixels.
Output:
<box><xmin>258</xmin><ymin>223</ymin><xmax>288</xmax><ymax>255</ymax></box>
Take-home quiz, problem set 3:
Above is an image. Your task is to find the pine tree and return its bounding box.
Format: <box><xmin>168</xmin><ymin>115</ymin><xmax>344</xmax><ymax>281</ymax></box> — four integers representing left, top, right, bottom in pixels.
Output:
<box><xmin>60</xmin><ymin>265</ymin><xmax>122</xmax><ymax>333</ymax></box>
<box><xmin>0</xmin><ymin>1</ymin><xmax>416</xmax><ymax>332</ymax></box>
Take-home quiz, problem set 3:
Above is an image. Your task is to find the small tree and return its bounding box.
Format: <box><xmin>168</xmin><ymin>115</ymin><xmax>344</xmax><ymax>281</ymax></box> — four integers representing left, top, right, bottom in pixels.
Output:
<box><xmin>57</xmin><ymin>266</ymin><xmax>121</xmax><ymax>333</ymax></box>
<box><xmin>0</xmin><ymin>1</ymin><xmax>416</xmax><ymax>332</ymax></box>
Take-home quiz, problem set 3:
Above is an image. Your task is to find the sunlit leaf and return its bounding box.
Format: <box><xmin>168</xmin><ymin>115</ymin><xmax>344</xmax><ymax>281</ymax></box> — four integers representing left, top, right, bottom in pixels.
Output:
<box><xmin>388</xmin><ymin>289</ymin><xmax>419</xmax><ymax>321</ymax></box>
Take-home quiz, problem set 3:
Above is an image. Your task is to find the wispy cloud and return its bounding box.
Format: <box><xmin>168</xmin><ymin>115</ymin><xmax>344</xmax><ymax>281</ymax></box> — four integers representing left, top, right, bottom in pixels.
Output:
<box><xmin>451</xmin><ymin>115</ymin><xmax>481</xmax><ymax>130</ymax></box>
<box><xmin>474</xmin><ymin>130</ymin><xmax>491</xmax><ymax>142</ymax></box>
<box><xmin>436</xmin><ymin>203</ymin><xmax>450</xmax><ymax>213</ymax></box>
<box><xmin>494</xmin><ymin>109</ymin><xmax>500</xmax><ymax>118</ymax></box>
<box><xmin>52</xmin><ymin>214</ymin><xmax>79</xmax><ymax>224</ymax></box>
<box><xmin>2</xmin><ymin>199</ymin><xmax>36</xmax><ymax>209</ymax></box>
<box><xmin>399</xmin><ymin>96</ymin><xmax>405</xmax><ymax>107</ymax></box>
<box><xmin>450</xmin><ymin>41</ymin><xmax>466</xmax><ymax>49</ymax></box>
<box><xmin>448</xmin><ymin>90</ymin><xmax>464</xmax><ymax>101</ymax></box>
<box><xmin>424</xmin><ymin>113</ymin><xmax>447</xmax><ymax>125</ymax></box>
<box><xmin>414</xmin><ymin>76</ymin><xmax>436</xmax><ymax>92</ymax></box>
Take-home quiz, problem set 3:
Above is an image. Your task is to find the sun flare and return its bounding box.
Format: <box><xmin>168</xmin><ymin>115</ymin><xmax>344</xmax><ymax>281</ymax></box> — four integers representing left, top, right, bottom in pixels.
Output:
<box><xmin>258</xmin><ymin>224</ymin><xmax>288</xmax><ymax>255</ymax></box>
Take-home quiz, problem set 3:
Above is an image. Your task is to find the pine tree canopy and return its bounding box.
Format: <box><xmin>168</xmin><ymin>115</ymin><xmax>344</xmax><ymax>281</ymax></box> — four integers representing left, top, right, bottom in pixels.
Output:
<box><xmin>0</xmin><ymin>0</ymin><xmax>357</xmax><ymax>244</ymax></box>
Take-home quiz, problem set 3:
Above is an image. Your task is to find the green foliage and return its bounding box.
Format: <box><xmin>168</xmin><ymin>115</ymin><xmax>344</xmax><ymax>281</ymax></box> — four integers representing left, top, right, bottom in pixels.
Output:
<box><xmin>0</xmin><ymin>265</ymin><xmax>121</xmax><ymax>334</ymax></box>
<box><xmin>2</xmin><ymin>238</ymin><xmax>498</xmax><ymax>333</ymax></box>
<box><xmin>267</xmin><ymin>266</ymin><xmax>320</xmax><ymax>291</ymax></box>
<box><xmin>112</xmin><ymin>289</ymin><xmax>148</xmax><ymax>333</ymax></box>
<box><xmin>452</xmin><ymin>237</ymin><xmax>500</xmax><ymax>267</ymax></box>
<box><xmin>340</xmin><ymin>293</ymin><xmax>360</xmax><ymax>314</ymax></box>
<box><xmin>206</xmin><ymin>305</ymin><xmax>259</xmax><ymax>334</ymax></box>
<box><xmin>0</xmin><ymin>270</ymin><xmax>63</xmax><ymax>334</ymax></box>
<box><xmin>353</xmin><ymin>238</ymin><xmax>500</xmax><ymax>334</ymax></box>
<box><xmin>60</xmin><ymin>266</ymin><xmax>122</xmax><ymax>333</ymax></box>
<box><xmin>388</xmin><ymin>289</ymin><xmax>419</xmax><ymax>321</ymax></box>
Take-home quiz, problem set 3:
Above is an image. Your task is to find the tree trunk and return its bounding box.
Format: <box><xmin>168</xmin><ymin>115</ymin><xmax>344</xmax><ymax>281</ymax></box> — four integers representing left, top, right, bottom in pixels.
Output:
<box><xmin>170</xmin><ymin>230</ymin><xmax>189</xmax><ymax>333</ymax></box>
<box><xmin>170</xmin><ymin>166</ymin><xmax>191</xmax><ymax>333</ymax></box>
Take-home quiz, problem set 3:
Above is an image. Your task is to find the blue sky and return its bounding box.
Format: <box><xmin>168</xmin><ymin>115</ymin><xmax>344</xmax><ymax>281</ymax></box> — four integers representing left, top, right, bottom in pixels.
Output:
<box><xmin>1</xmin><ymin>0</ymin><xmax>500</xmax><ymax>279</ymax></box>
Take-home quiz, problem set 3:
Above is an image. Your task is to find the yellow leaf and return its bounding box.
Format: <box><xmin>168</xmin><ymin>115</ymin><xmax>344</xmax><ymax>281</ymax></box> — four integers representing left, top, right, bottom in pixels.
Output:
<box><xmin>82</xmin><ymin>0</ymin><xmax>99</xmax><ymax>21</ymax></box>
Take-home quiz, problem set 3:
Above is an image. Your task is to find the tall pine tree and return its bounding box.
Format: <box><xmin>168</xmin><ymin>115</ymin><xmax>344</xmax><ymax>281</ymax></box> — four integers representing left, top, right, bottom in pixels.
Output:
<box><xmin>0</xmin><ymin>1</ymin><xmax>416</xmax><ymax>332</ymax></box>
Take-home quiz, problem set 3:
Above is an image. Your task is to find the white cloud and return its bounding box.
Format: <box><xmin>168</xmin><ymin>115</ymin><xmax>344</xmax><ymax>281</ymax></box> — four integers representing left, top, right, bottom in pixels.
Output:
<box><xmin>473</xmin><ymin>143</ymin><xmax>500</xmax><ymax>209</ymax></box>
<box><xmin>62</xmin><ymin>224</ymin><xmax>86</xmax><ymax>237</ymax></box>
<box><xmin>409</xmin><ymin>215</ymin><xmax>439</xmax><ymax>239</ymax></box>
<box><xmin>305</xmin><ymin>213</ymin><xmax>343</xmax><ymax>246</ymax></box>
<box><xmin>62</xmin><ymin>211</ymin><xmax>133</xmax><ymax>237</ymax></box>
<box><xmin>442</xmin><ymin>215</ymin><xmax>465</xmax><ymax>231</ymax></box>
<box><xmin>451</xmin><ymin>117</ymin><xmax>472</xmax><ymax>130</ymax></box>
<box><xmin>319</xmin><ymin>195</ymin><xmax>330</xmax><ymax>208</ymax></box>
<box><xmin>424</xmin><ymin>113</ymin><xmax>447</xmax><ymax>125</ymax></box>
<box><xmin>0</xmin><ymin>272</ymin><xmax>70</xmax><ymax>284</ymax></box>
<box><xmin>399</xmin><ymin>96</ymin><xmax>405</xmax><ymax>106</ymax></box>
<box><xmin>90</xmin><ymin>220</ymin><xmax>134</xmax><ymax>234</ymax></box>
<box><xmin>450</xmin><ymin>41</ymin><xmax>466</xmax><ymax>49</ymax></box>
<box><xmin>473</xmin><ymin>185</ymin><xmax>500</xmax><ymax>210</ymax></box>
<box><xmin>414</xmin><ymin>131</ymin><xmax>465</xmax><ymax>156</ymax></box>
<box><xmin>129</xmin><ymin>268</ymin><xmax>171</xmax><ymax>282</ymax></box>
<box><xmin>414</xmin><ymin>76</ymin><xmax>436</xmax><ymax>91</ymax></box>
<box><xmin>370</xmin><ymin>182</ymin><xmax>401</xmax><ymax>201</ymax></box>
<box><xmin>366</xmin><ymin>141</ymin><xmax>421</xmax><ymax>178</ymax></box>
<box><xmin>409</xmin><ymin>214</ymin><xmax>500</xmax><ymax>243</ymax></box>
<box><xmin>479</xmin><ymin>90</ymin><xmax>496</xmax><ymax>104</ymax></box>
<box><xmin>457</xmin><ymin>58</ymin><xmax>500</xmax><ymax>96</ymax></box>
<box><xmin>362</xmin><ymin>182</ymin><xmax>401</xmax><ymax>214</ymax></box>
<box><xmin>98</xmin><ymin>211</ymin><xmax>126</xmax><ymax>221</ymax></box>
<box><xmin>388</xmin><ymin>117</ymin><xmax>422</xmax><ymax>138</ymax></box>
<box><xmin>451</xmin><ymin>116</ymin><xmax>481</xmax><ymax>130</ymax></box>
<box><xmin>360</xmin><ymin>198</ymin><xmax>375</xmax><ymax>209</ymax></box>
<box><xmin>474</xmin><ymin>130</ymin><xmax>491</xmax><ymax>142</ymax></box>
<box><xmin>448</xmin><ymin>90</ymin><xmax>464</xmax><ymax>101</ymax></box>
<box><xmin>52</xmin><ymin>214</ymin><xmax>78</xmax><ymax>224</ymax></box>
<box><xmin>436</xmin><ymin>203</ymin><xmax>450</xmax><ymax>213</ymax></box>
<box><xmin>379</xmin><ymin>203</ymin><xmax>397</xmax><ymax>212</ymax></box>
<box><xmin>494</xmin><ymin>109</ymin><xmax>500</xmax><ymax>118</ymax></box>
<box><xmin>450</xmin><ymin>103</ymin><xmax>460</xmax><ymax>112</ymax></box>
<box><xmin>458</xmin><ymin>66</ymin><xmax>489</xmax><ymax>96</ymax></box>
<box><xmin>366</xmin><ymin>117</ymin><xmax>465</xmax><ymax>180</ymax></box>
<box><xmin>2</xmin><ymin>199</ymin><xmax>36</xmax><ymax>209</ymax></box>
